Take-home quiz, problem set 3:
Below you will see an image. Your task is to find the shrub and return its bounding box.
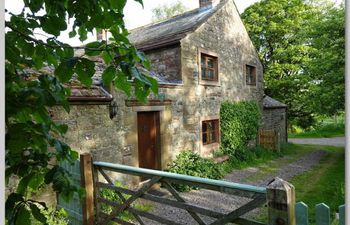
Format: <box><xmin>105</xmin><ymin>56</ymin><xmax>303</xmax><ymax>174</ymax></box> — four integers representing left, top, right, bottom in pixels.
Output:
<box><xmin>31</xmin><ymin>207</ymin><xmax>69</xmax><ymax>225</ymax></box>
<box><xmin>220</xmin><ymin>101</ymin><xmax>261</xmax><ymax>155</ymax></box>
<box><xmin>166</xmin><ymin>150</ymin><xmax>223</xmax><ymax>191</ymax></box>
<box><xmin>100</xmin><ymin>181</ymin><xmax>152</xmax><ymax>223</ymax></box>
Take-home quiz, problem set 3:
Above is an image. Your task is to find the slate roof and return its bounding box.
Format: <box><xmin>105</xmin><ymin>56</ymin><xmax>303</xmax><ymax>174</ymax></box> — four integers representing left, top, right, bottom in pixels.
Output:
<box><xmin>128</xmin><ymin>1</ymin><xmax>225</xmax><ymax>51</ymax></box>
<box><xmin>22</xmin><ymin>65</ymin><xmax>113</xmax><ymax>103</ymax></box>
<box><xmin>263</xmin><ymin>95</ymin><xmax>287</xmax><ymax>109</ymax></box>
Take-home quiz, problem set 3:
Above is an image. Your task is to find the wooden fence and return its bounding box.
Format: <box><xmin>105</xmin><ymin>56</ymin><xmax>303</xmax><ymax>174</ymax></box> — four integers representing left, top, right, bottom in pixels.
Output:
<box><xmin>258</xmin><ymin>129</ymin><xmax>279</xmax><ymax>151</ymax></box>
<box><xmin>61</xmin><ymin>154</ymin><xmax>345</xmax><ymax>225</ymax></box>
<box><xmin>295</xmin><ymin>202</ymin><xmax>345</xmax><ymax>225</ymax></box>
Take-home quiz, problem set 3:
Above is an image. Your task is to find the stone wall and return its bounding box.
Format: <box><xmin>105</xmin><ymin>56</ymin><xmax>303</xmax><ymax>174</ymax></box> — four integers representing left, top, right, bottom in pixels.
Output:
<box><xmin>179</xmin><ymin>0</ymin><xmax>264</xmax><ymax>156</ymax></box>
<box><xmin>262</xmin><ymin>108</ymin><xmax>287</xmax><ymax>143</ymax></box>
<box><xmin>51</xmin><ymin>104</ymin><xmax>124</xmax><ymax>163</ymax></box>
<box><xmin>145</xmin><ymin>45</ymin><xmax>182</xmax><ymax>82</ymax></box>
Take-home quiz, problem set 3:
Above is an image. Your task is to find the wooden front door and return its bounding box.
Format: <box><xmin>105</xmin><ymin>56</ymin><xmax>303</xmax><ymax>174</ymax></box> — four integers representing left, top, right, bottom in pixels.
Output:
<box><xmin>137</xmin><ymin>111</ymin><xmax>160</xmax><ymax>170</ymax></box>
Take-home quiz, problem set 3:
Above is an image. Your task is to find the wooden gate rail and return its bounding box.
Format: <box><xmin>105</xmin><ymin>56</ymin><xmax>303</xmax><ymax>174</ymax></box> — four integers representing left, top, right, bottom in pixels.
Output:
<box><xmin>92</xmin><ymin>161</ymin><xmax>267</xmax><ymax>225</ymax></box>
<box><xmin>80</xmin><ymin>154</ymin><xmax>297</xmax><ymax>225</ymax></box>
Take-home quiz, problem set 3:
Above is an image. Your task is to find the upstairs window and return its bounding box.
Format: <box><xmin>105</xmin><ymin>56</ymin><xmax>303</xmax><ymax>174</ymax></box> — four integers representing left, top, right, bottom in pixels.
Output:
<box><xmin>246</xmin><ymin>65</ymin><xmax>256</xmax><ymax>86</ymax></box>
<box><xmin>202</xmin><ymin>119</ymin><xmax>219</xmax><ymax>145</ymax></box>
<box><xmin>201</xmin><ymin>54</ymin><xmax>218</xmax><ymax>82</ymax></box>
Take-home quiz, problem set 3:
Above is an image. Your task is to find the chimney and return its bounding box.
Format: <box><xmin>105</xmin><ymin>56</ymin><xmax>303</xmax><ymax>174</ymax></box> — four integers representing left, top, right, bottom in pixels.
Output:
<box><xmin>199</xmin><ymin>0</ymin><xmax>214</xmax><ymax>7</ymax></box>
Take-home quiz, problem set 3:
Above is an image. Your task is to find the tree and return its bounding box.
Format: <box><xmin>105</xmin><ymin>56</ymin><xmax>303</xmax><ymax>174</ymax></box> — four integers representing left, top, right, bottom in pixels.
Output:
<box><xmin>241</xmin><ymin>0</ymin><xmax>345</xmax><ymax>128</ymax></box>
<box><xmin>306</xmin><ymin>1</ymin><xmax>345</xmax><ymax>116</ymax></box>
<box><xmin>241</xmin><ymin>0</ymin><xmax>315</xmax><ymax>128</ymax></box>
<box><xmin>152</xmin><ymin>1</ymin><xmax>188</xmax><ymax>22</ymax></box>
<box><xmin>5</xmin><ymin>0</ymin><xmax>157</xmax><ymax>223</ymax></box>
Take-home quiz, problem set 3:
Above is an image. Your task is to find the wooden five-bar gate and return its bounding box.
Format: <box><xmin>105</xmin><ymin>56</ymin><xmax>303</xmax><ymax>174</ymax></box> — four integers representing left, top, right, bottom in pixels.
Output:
<box><xmin>59</xmin><ymin>154</ymin><xmax>345</xmax><ymax>225</ymax></box>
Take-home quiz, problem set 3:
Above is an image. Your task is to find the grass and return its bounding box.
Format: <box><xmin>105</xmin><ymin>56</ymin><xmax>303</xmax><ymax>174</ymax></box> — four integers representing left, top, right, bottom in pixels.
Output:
<box><xmin>289</xmin><ymin>119</ymin><xmax>345</xmax><ymax>138</ymax></box>
<box><xmin>290</xmin><ymin>145</ymin><xmax>345</xmax><ymax>224</ymax></box>
<box><xmin>251</xmin><ymin>143</ymin><xmax>345</xmax><ymax>225</ymax></box>
<box><xmin>217</xmin><ymin>146</ymin><xmax>283</xmax><ymax>175</ymax></box>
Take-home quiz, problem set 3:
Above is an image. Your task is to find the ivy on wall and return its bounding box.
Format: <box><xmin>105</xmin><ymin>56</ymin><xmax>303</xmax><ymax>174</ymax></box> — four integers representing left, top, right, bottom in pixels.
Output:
<box><xmin>220</xmin><ymin>101</ymin><xmax>261</xmax><ymax>155</ymax></box>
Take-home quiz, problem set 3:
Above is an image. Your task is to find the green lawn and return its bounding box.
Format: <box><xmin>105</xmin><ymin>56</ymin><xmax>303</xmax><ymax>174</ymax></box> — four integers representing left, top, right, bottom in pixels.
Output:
<box><xmin>248</xmin><ymin>143</ymin><xmax>344</xmax><ymax>225</ymax></box>
<box><xmin>290</xmin><ymin>144</ymin><xmax>345</xmax><ymax>224</ymax></box>
<box><xmin>289</xmin><ymin>118</ymin><xmax>345</xmax><ymax>138</ymax></box>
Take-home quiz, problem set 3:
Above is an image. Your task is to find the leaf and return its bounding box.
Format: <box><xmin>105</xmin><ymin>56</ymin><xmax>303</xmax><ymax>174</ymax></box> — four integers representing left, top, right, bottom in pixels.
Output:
<box><xmin>102</xmin><ymin>66</ymin><xmax>116</xmax><ymax>85</ymax></box>
<box><xmin>145</xmin><ymin>75</ymin><xmax>158</xmax><ymax>94</ymax></box>
<box><xmin>85</xmin><ymin>41</ymin><xmax>105</xmax><ymax>56</ymax></box>
<box><xmin>78</xmin><ymin>25</ymin><xmax>88</xmax><ymax>42</ymax></box>
<box><xmin>16</xmin><ymin>205</ymin><xmax>31</xmax><ymax>225</ymax></box>
<box><xmin>28</xmin><ymin>173</ymin><xmax>44</xmax><ymax>190</ymax></box>
<box><xmin>102</xmin><ymin>51</ymin><xmax>113</xmax><ymax>64</ymax></box>
<box><xmin>69</xmin><ymin>30</ymin><xmax>76</xmax><ymax>38</ymax></box>
<box><xmin>134</xmin><ymin>79</ymin><xmax>150</xmax><ymax>102</ymax></box>
<box><xmin>40</xmin><ymin>16</ymin><xmax>67</xmax><ymax>36</ymax></box>
<box><xmin>5</xmin><ymin>193</ymin><xmax>24</xmax><ymax>220</ymax></box>
<box><xmin>109</xmin><ymin>0</ymin><xmax>127</xmax><ymax>10</ymax></box>
<box><xmin>17</xmin><ymin>173</ymin><xmax>35</xmax><ymax>195</ymax></box>
<box><xmin>74</xmin><ymin>58</ymin><xmax>95</xmax><ymax>86</ymax></box>
<box><xmin>134</xmin><ymin>0</ymin><xmax>144</xmax><ymax>8</ymax></box>
<box><xmin>137</xmin><ymin>51</ymin><xmax>150</xmax><ymax>69</ymax></box>
<box><xmin>29</xmin><ymin>203</ymin><xmax>47</xmax><ymax>224</ymax></box>
<box><xmin>115</xmin><ymin>71</ymin><xmax>131</xmax><ymax>96</ymax></box>
<box><xmin>55</xmin><ymin>58</ymin><xmax>78</xmax><ymax>83</ymax></box>
<box><xmin>44</xmin><ymin>166</ymin><xmax>58</xmax><ymax>184</ymax></box>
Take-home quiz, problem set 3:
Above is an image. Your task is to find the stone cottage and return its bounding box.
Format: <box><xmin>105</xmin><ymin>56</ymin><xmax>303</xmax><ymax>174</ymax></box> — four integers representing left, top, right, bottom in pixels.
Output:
<box><xmin>53</xmin><ymin>0</ymin><xmax>264</xmax><ymax>175</ymax></box>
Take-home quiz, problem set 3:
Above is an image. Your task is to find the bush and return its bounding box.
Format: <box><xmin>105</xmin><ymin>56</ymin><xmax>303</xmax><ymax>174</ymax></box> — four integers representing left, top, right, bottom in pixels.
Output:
<box><xmin>218</xmin><ymin>145</ymin><xmax>282</xmax><ymax>174</ymax></box>
<box><xmin>166</xmin><ymin>151</ymin><xmax>223</xmax><ymax>192</ymax></box>
<box><xmin>31</xmin><ymin>207</ymin><xmax>69</xmax><ymax>225</ymax></box>
<box><xmin>100</xmin><ymin>181</ymin><xmax>152</xmax><ymax>223</ymax></box>
<box><xmin>220</xmin><ymin>101</ymin><xmax>261</xmax><ymax>155</ymax></box>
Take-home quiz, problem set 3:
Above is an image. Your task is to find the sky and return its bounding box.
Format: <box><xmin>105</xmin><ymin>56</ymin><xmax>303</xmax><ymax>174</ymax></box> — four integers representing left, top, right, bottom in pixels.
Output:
<box><xmin>5</xmin><ymin>0</ymin><xmax>259</xmax><ymax>46</ymax></box>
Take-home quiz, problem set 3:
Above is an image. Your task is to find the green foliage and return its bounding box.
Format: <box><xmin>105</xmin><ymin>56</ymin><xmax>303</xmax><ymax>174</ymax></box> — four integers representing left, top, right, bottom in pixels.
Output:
<box><xmin>241</xmin><ymin>0</ymin><xmax>345</xmax><ymax>127</ymax></box>
<box><xmin>289</xmin><ymin>114</ymin><xmax>345</xmax><ymax>138</ymax></box>
<box><xmin>218</xmin><ymin>146</ymin><xmax>282</xmax><ymax>175</ymax></box>
<box><xmin>166</xmin><ymin>151</ymin><xmax>223</xmax><ymax>192</ymax></box>
<box><xmin>306</xmin><ymin>2</ymin><xmax>345</xmax><ymax>116</ymax></box>
<box><xmin>31</xmin><ymin>208</ymin><xmax>69</xmax><ymax>225</ymax></box>
<box><xmin>100</xmin><ymin>181</ymin><xmax>152</xmax><ymax>222</ymax></box>
<box><xmin>219</xmin><ymin>101</ymin><xmax>261</xmax><ymax>155</ymax></box>
<box><xmin>152</xmin><ymin>1</ymin><xmax>188</xmax><ymax>22</ymax></box>
<box><xmin>5</xmin><ymin>0</ymin><xmax>158</xmax><ymax>223</ymax></box>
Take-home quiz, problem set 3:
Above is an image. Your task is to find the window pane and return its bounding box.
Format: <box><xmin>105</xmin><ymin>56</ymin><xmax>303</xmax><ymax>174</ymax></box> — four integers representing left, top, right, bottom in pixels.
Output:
<box><xmin>202</xmin><ymin>122</ymin><xmax>207</xmax><ymax>132</ymax></box>
<box><xmin>207</xmin><ymin>121</ymin><xmax>213</xmax><ymax>130</ymax></box>
<box><xmin>208</xmin><ymin>69</ymin><xmax>214</xmax><ymax>79</ymax></box>
<box><xmin>207</xmin><ymin>58</ymin><xmax>214</xmax><ymax>68</ymax></box>
<box><xmin>201</xmin><ymin>68</ymin><xmax>206</xmax><ymax>79</ymax></box>
<box><xmin>201</xmin><ymin>56</ymin><xmax>206</xmax><ymax>67</ymax></box>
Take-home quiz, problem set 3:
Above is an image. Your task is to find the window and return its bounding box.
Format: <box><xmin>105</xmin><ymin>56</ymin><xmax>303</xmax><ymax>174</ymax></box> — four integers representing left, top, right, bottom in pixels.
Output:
<box><xmin>201</xmin><ymin>53</ymin><xmax>218</xmax><ymax>82</ymax></box>
<box><xmin>202</xmin><ymin>120</ymin><xmax>219</xmax><ymax>145</ymax></box>
<box><xmin>246</xmin><ymin>65</ymin><xmax>256</xmax><ymax>85</ymax></box>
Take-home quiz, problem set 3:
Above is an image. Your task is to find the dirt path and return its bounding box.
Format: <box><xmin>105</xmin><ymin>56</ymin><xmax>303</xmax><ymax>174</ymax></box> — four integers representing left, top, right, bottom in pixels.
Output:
<box><xmin>288</xmin><ymin>137</ymin><xmax>346</xmax><ymax>147</ymax></box>
<box><xmin>141</xmin><ymin>149</ymin><xmax>327</xmax><ymax>224</ymax></box>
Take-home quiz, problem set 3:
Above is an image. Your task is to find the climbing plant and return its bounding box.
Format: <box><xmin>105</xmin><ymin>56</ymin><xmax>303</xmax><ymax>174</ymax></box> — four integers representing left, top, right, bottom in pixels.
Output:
<box><xmin>220</xmin><ymin>101</ymin><xmax>261</xmax><ymax>155</ymax></box>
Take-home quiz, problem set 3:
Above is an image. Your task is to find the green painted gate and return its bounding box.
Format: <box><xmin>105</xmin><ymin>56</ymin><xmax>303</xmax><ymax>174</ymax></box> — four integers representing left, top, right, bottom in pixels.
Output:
<box><xmin>57</xmin><ymin>160</ymin><xmax>83</xmax><ymax>225</ymax></box>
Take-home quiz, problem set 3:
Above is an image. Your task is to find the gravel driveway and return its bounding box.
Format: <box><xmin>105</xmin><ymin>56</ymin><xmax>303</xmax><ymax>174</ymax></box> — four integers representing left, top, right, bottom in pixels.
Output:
<box><xmin>139</xmin><ymin>149</ymin><xmax>327</xmax><ymax>224</ymax></box>
<box><xmin>288</xmin><ymin>137</ymin><xmax>346</xmax><ymax>147</ymax></box>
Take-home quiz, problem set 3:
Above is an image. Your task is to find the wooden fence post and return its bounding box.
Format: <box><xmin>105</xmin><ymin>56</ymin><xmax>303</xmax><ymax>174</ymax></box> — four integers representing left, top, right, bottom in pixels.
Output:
<box><xmin>267</xmin><ymin>177</ymin><xmax>296</xmax><ymax>225</ymax></box>
<box><xmin>80</xmin><ymin>153</ymin><xmax>94</xmax><ymax>225</ymax></box>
